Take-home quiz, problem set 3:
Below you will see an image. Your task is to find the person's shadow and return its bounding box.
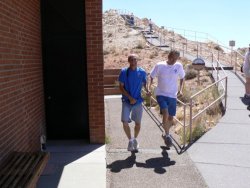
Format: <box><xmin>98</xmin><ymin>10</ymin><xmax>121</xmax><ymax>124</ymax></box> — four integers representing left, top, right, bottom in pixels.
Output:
<box><xmin>135</xmin><ymin>146</ymin><xmax>176</xmax><ymax>174</ymax></box>
<box><xmin>107</xmin><ymin>148</ymin><xmax>175</xmax><ymax>174</ymax></box>
<box><xmin>107</xmin><ymin>151</ymin><xmax>136</xmax><ymax>173</ymax></box>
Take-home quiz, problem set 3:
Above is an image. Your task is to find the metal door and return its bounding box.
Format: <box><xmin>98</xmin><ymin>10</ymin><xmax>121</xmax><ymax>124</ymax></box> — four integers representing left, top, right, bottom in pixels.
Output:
<box><xmin>41</xmin><ymin>0</ymin><xmax>89</xmax><ymax>139</ymax></box>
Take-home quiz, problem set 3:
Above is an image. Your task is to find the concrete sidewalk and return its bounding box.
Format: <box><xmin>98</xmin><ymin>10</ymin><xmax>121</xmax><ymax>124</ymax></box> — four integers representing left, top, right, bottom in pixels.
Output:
<box><xmin>188</xmin><ymin>70</ymin><xmax>250</xmax><ymax>188</ymax></box>
<box><xmin>37</xmin><ymin>140</ymin><xmax>106</xmax><ymax>188</ymax></box>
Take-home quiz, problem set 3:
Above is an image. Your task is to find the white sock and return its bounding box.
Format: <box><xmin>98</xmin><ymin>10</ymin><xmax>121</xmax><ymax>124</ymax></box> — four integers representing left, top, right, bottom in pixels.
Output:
<box><xmin>129</xmin><ymin>138</ymin><xmax>134</xmax><ymax>142</ymax></box>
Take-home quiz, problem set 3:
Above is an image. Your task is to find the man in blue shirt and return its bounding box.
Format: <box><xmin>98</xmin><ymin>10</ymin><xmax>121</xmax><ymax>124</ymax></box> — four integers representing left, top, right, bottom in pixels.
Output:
<box><xmin>119</xmin><ymin>54</ymin><xmax>150</xmax><ymax>151</ymax></box>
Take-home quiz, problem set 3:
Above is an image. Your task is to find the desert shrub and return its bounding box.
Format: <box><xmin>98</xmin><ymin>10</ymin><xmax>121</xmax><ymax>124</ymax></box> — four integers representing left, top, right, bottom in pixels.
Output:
<box><xmin>103</xmin><ymin>50</ymin><xmax>109</xmax><ymax>55</ymax></box>
<box><xmin>178</xmin><ymin>87</ymin><xmax>191</xmax><ymax>103</ymax></box>
<box><xmin>206</xmin><ymin>102</ymin><xmax>222</xmax><ymax>116</ymax></box>
<box><xmin>135</xmin><ymin>40</ymin><xmax>145</xmax><ymax>49</ymax></box>
<box><xmin>185</xmin><ymin>69</ymin><xmax>197</xmax><ymax>80</ymax></box>
<box><xmin>180</xmin><ymin>117</ymin><xmax>206</xmax><ymax>144</ymax></box>
<box><xmin>214</xmin><ymin>45</ymin><xmax>223</xmax><ymax>52</ymax></box>
<box><xmin>149</xmin><ymin>50</ymin><xmax>158</xmax><ymax>59</ymax></box>
<box><xmin>107</xmin><ymin>33</ymin><xmax>113</xmax><ymax>38</ymax></box>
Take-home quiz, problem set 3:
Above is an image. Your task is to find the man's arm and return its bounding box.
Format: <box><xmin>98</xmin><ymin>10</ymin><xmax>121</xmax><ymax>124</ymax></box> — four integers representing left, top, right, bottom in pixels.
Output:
<box><xmin>178</xmin><ymin>78</ymin><xmax>185</xmax><ymax>96</ymax></box>
<box><xmin>119</xmin><ymin>82</ymin><xmax>136</xmax><ymax>104</ymax></box>
<box><xmin>147</xmin><ymin>76</ymin><xmax>154</xmax><ymax>93</ymax></box>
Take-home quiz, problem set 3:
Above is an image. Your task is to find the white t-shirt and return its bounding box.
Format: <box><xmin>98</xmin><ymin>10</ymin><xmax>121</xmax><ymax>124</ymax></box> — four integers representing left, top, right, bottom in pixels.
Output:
<box><xmin>150</xmin><ymin>61</ymin><xmax>185</xmax><ymax>98</ymax></box>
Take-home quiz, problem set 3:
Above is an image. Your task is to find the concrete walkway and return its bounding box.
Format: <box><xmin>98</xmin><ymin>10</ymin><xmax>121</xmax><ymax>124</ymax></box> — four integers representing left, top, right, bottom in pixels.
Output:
<box><xmin>37</xmin><ymin>140</ymin><xmax>106</xmax><ymax>188</ymax></box>
<box><xmin>188</xmin><ymin>70</ymin><xmax>250</xmax><ymax>188</ymax></box>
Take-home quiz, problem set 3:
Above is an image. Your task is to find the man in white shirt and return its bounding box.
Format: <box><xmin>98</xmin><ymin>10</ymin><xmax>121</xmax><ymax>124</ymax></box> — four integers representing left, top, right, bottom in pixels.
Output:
<box><xmin>148</xmin><ymin>50</ymin><xmax>185</xmax><ymax>147</ymax></box>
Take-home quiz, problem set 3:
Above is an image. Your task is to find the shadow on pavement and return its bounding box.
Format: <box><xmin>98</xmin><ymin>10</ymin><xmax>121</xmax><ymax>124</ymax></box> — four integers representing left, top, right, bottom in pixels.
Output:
<box><xmin>107</xmin><ymin>147</ymin><xmax>176</xmax><ymax>174</ymax></box>
<box><xmin>107</xmin><ymin>152</ymin><xmax>136</xmax><ymax>173</ymax></box>
<box><xmin>135</xmin><ymin>146</ymin><xmax>176</xmax><ymax>174</ymax></box>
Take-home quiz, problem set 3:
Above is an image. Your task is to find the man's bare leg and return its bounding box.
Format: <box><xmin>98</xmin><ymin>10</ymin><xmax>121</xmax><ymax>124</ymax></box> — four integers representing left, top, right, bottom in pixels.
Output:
<box><xmin>134</xmin><ymin>123</ymin><xmax>141</xmax><ymax>138</ymax></box>
<box><xmin>123</xmin><ymin>122</ymin><xmax>131</xmax><ymax>139</ymax></box>
<box><xmin>161</xmin><ymin>109</ymin><xmax>173</xmax><ymax>147</ymax></box>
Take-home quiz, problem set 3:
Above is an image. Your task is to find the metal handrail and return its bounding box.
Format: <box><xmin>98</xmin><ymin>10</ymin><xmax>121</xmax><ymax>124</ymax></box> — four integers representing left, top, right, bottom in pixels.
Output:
<box><xmin>188</xmin><ymin>76</ymin><xmax>227</xmax><ymax>142</ymax></box>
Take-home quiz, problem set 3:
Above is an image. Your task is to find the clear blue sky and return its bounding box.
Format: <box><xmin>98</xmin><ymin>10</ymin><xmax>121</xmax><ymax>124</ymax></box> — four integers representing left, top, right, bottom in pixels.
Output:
<box><xmin>103</xmin><ymin>0</ymin><xmax>250</xmax><ymax>49</ymax></box>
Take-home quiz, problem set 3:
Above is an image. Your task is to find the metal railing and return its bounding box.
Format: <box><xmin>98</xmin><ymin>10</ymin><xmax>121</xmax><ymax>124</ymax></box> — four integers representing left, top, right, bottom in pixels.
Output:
<box><xmin>144</xmin><ymin>75</ymin><xmax>227</xmax><ymax>152</ymax></box>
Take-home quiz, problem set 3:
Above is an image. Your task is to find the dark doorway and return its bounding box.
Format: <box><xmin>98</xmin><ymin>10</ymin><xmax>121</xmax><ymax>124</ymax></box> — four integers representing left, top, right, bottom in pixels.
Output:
<box><xmin>41</xmin><ymin>0</ymin><xmax>89</xmax><ymax>140</ymax></box>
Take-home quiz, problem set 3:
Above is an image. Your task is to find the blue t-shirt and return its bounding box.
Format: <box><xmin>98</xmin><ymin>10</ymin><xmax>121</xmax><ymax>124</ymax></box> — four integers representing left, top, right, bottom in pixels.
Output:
<box><xmin>118</xmin><ymin>67</ymin><xmax>147</xmax><ymax>105</ymax></box>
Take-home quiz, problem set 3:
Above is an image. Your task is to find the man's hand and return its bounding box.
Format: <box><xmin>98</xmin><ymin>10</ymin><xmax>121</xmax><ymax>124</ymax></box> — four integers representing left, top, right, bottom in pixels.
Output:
<box><xmin>129</xmin><ymin>97</ymin><xmax>136</xmax><ymax>105</ymax></box>
<box><xmin>177</xmin><ymin>91</ymin><xmax>183</xmax><ymax>97</ymax></box>
<box><xmin>146</xmin><ymin>90</ymin><xmax>152</xmax><ymax>97</ymax></box>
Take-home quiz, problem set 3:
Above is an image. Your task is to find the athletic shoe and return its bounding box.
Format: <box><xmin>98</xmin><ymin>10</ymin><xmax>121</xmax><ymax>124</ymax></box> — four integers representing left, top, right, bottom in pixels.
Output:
<box><xmin>133</xmin><ymin>139</ymin><xmax>139</xmax><ymax>151</ymax></box>
<box><xmin>244</xmin><ymin>94</ymin><xmax>250</xmax><ymax>99</ymax></box>
<box><xmin>162</xmin><ymin>135</ymin><xmax>173</xmax><ymax>147</ymax></box>
<box><xmin>127</xmin><ymin>140</ymin><xmax>134</xmax><ymax>151</ymax></box>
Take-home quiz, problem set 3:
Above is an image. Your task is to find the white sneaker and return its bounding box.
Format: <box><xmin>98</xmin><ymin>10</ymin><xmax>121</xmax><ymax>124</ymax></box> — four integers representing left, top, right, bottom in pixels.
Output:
<box><xmin>133</xmin><ymin>139</ymin><xmax>139</xmax><ymax>151</ymax></box>
<box><xmin>127</xmin><ymin>140</ymin><xmax>134</xmax><ymax>151</ymax></box>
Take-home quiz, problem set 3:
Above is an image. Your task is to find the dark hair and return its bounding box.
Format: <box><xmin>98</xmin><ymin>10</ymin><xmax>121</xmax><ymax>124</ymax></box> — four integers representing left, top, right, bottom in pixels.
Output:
<box><xmin>169</xmin><ymin>50</ymin><xmax>180</xmax><ymax>57</ymax></box>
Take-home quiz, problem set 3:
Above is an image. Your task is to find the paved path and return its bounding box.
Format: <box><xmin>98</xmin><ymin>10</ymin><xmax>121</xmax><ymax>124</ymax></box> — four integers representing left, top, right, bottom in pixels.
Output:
<box><xmin>188</xmin><ymin>70</ymin><xmax>250</xmax><ymax>188</ymax></box>
<box><xmin>105</xmin><ymin>96</ymin><xmax>208</xmax><ymax>188</ymax></box>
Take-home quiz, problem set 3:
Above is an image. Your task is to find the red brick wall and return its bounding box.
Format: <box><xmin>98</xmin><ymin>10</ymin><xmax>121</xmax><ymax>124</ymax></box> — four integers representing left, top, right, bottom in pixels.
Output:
<box><xmin>0</xmin><ymin>0</ymin><xmax>45</xmax><ymax>159</ymax></box>
<box><xmin>85</xmin><ymin>0</ymin><xmax>105</xmax><ymax>143</ymax></box>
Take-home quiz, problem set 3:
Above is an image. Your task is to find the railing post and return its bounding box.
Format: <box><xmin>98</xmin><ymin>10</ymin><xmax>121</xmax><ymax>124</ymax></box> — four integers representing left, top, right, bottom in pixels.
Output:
<box><xmin>217</xmin><ymin>60</ymin><xmax>219</xmax><ymax>82</ymax></box>
<box><xmin>200</xmin><ymin>43</ymin><xmax>202</xmax><ymax>56</ymax></box>
<box><xmin>217</xmin><ymin>49</ymin><xmax>219</xmax><ymax>61</ymax></box>
<box><xmin>196</xmin><ymin>43</ymin><xmax>198</xmax><ymax>58</ymax></box>
<box><xmin>185</xmin><ymin>39</ymin><xmax>187</xmax><ymax>52</ymax></box>
<box><xmin>235</xmin><ymin>53</ymin><xmax>237</xmax><ymax>73</ymax></box>
<box><xmin>183</xmin><ymin>104</ymin><xmax>186</xmax><ymax>147</ymax></box>
<box><xmin>189</xmin><ymin>99</ymin><xmax>193</xmax><ymax>143</ymax></box>
<box><xmin>225</xmin><ymin>77</ymin><xmax>228</xmax><ymax>110</ymax></box>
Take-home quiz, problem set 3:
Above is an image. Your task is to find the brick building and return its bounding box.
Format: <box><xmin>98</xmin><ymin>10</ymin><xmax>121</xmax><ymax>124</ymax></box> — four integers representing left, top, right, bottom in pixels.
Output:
<box><xmin>0</xmin><ymin>0</ymin><xmax>104</xmax><ymax>160</ymax></box>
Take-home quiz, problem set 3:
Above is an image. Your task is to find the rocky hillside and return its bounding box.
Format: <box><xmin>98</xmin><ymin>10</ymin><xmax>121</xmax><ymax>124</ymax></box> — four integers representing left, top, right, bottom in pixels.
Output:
<box><xmin>103</xmin><ymin>9</ymin><xmax>247</xmax><ymax>73</ymax></box>
<box><xmin>103</xmin><ymin>9</ymin><xmax>174</xmax><ymax>72</ymax></box>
